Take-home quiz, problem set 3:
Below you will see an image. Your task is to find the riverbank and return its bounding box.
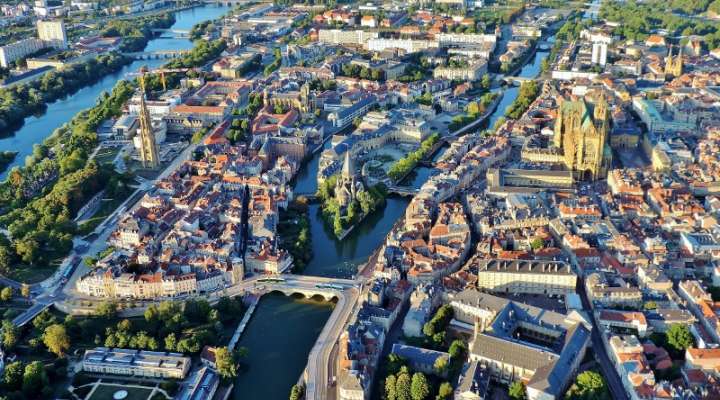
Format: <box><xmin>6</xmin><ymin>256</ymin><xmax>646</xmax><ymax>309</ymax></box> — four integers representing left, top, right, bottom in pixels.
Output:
<box><xmin>0</xmin><ymin>12</ymin><xmax>176</xmax><ymax>137</ymax></box>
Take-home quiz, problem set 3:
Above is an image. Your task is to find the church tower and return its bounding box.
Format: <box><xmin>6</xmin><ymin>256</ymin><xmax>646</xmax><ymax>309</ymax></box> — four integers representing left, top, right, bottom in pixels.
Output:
<box><xmin>138</xmin><ymin>72</ymin><xmax>160</xmax><ymax>169</ymax></box>
<box><xmin>335</xmin><ymin>151</ymin><xmax>363</xmax><ymax>209</ymax></box>
<box><xmin>665</xmin><ymin>45</ymin><xmax>683</xmax><ymax>78</ymax></box>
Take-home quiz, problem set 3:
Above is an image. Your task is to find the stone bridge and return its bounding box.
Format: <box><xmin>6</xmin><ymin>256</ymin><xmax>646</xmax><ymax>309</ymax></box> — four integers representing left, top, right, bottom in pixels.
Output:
<box><xmin>121</xmin><ymin>50</ymin><xmax>189</xmax><ymax>60</ymax></box>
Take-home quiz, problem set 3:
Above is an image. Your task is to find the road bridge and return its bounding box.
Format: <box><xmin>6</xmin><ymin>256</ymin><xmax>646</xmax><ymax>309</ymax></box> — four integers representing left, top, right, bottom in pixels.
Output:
<box><xmin>387</xmin><ymin>185</ymin><xmax>419</xmax><ymax>196</ymax></box>
<box><xmin>13</xmin><ymin>301</ymin><xmax>52</xmax><ymax>327</ymax></box>
<box><xmin>151</xmin><ymin>28</ymin><xmax>190</xmax><ymax>35</ymax></box>
<box><xmin>121</xmin><ymin>50</ymin><xmax>189</xmax><ymax>60</ymax></box>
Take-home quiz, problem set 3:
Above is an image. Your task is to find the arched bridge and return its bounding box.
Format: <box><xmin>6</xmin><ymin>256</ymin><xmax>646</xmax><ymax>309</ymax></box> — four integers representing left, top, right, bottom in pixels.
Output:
<box><xmin>121</xmin><ymin>50</ymin><xmax>189</xmax><ymax>60</ymax></box>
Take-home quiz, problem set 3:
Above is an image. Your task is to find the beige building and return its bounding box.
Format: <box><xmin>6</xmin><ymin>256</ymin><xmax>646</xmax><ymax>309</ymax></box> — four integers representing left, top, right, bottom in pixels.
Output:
<box><xmin>473</xmin><ymin>258</ymin><xmax>577</xmax><ymax>295</ymax></box>
<box><xmin>76</xmin><ymin>258</ymin><xmax>243</xmax><ymax>299</ymax></box>
<box><xmin>318</xmin><ymin>29</ymin><xmax>378</xmax><ymax>45</ymax></box>
<box><xmin>433</xmin><ymin>59</ymin><xmax>487</xmax><ymax>81</ymax></box>
<box><xmin>487</xmin><ymin>168</ymin><xmax>574</xmax><ymax>190</ymax></box>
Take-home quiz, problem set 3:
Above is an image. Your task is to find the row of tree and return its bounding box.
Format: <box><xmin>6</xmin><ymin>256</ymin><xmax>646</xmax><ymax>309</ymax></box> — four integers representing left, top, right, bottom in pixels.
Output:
<box><xmin>600</xmin><ymin>0</ymin><xmax>720</xmax><ymax>48</ymax></box>
<box><xmin>339</xmin><ymin>63</ymin><xmax>385</xmax><ymax>82</ymax></box>
<box><xmin>101</xmin><ymin>12</ymin><xmax>176</xmax><ymax>52</ymax></box>
<box><xmin>0</xmin><ymin>52</ymin><xmax>130</xmax><ymax>135</ymax></box>
<box><xmin>448</xmin><ymin>91</ymin><xmax>496</xmax><ymax>131</ymax></box>
<box><xmin>387</xmin><ymin>133</ymin><xmax>440</xmax><ymax>182</ymax></box>
<box><xmin>166</xmin><ymin>39</ymin><xmax>228</xmax><ymax>69</ymax></box>
<box><xmin>505</xmin><ymin>80</ymin><xmax>539</xmax><ymax>120</ymax></box>
<box><xmin>0</xmin><ymin>76</ymin><xmax>137</xmax><ymax>271</ymax></box>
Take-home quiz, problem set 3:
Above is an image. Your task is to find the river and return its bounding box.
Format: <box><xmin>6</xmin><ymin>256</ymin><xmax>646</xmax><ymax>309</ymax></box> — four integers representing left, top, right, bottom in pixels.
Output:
<box><xmin>0</xmin><ymin>5</ymin><xmax>231</xmax><ymax>179</ymax></box>
<box><xmin>233</xmin><ymin>293</ymin><xmax>334</xmax><ymax>400</ymax></box>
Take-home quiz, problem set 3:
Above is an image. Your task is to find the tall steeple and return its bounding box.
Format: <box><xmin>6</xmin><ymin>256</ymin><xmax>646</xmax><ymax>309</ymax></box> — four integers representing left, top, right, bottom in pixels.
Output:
<box><xmin>341</xmin><ymin>151</ymin><xmax>355</xmax><ymax>179</ymax></box>
<box><xmin>138</xmin><ymin>69</ymin><xmax>160</xmax><ymax>169</ymax></box>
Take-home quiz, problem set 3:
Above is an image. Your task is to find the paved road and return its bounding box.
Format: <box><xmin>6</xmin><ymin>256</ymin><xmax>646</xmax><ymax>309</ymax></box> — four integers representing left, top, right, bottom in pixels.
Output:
<box><xmin>577</xmin><ymin>282</ymin><xmax>629</xmax><ymax>400</ymax></box>
<box><xmin>304</xmin><ymin>286</ymin><xmax>359</xmax><ymax>400</ymax></box>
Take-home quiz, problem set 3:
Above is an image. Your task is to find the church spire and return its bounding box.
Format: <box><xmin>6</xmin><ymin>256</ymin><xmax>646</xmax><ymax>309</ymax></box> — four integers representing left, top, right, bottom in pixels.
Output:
<box><xmin>341</xmin><ymin>151</ymin><xmax>355</xmax><ymax>178</ymax></box>
<box><xmin>138</xmin><ymin>68</ymin><xmax>159</xmax><ymax>169</ymax></box>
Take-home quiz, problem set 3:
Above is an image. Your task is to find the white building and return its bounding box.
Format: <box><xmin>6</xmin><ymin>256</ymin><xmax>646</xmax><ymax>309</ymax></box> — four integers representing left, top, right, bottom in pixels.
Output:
<box><xmin>82</xmin><ymin>348</ymin><xmax>191</xmax><ymax>379</ymax></box>
<box><xmin>0</xmin><ymin>38</ymin><xmax>45</xmax><ymax>67</ymax></box>
<box><xmin>37</xmin><ymin>19</ymin><xmax>67</xmax><ymax>48</ymax></box>
<box><xmin>591</xmin><ymin>42</ymin><xmax>607</xmax><ymax>66</ymax></box>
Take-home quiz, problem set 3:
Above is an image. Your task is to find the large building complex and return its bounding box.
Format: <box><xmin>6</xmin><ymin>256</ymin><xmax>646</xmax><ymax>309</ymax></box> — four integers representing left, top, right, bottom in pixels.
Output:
<box><xmin>82</xmin><ymin>348</ymin><xmax>191</xmax><ymax>379</ymax></box>
<box><xmin>471</xmin><ymin>258</ymin><xmax>577</xmax><ymax>295</ymax></box>
<box><xmin>450</xmin><ymin>290</ymin><xmax>591</xmax><ymax>400</ymax></box>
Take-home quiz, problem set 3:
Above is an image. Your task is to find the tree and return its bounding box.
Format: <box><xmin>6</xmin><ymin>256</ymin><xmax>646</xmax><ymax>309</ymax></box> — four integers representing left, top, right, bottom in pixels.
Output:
<box><xmin>2</xmin><ymin>319</ymin><xmax>19</xmax><ymax>351</ymax></box>
<box><xmin>20</xmin><ymin>284</ymin><xmax>30</xmax><ymax>298</ymax></box>
<box><xmin>43</xmin><ymin>324</ymin><xmax>70</xmax><ymax>356</ymax></box>
<box><xmin>22</xmin><ymin>361</ymin><xmax>47</xmax><ymax>396</ymax></box>
<box><xmin>411</xmin><ymin>372</ymin><xmax>430</xmax><ymax>400</ymax></box>
<box><xmin>434</xmin><ymin>355</ymin><xmax>449</xmax><ymax>375</ymax></box>
<box><xmin>215</xmin><ymin>347</ymin><xmax>239</xmax><ymax>379</ymax></box>
<box><xmin>385</xmin><ymin>374</ymin><xmax>398</xmax><ymax>400</ymax></box>
<box><xmin>3</xmin><ymin>361</ymin><xmax>23</xmax><ymax>391</ymax></box>
<box><xmin>666</xmin><ymin>324</ymin><xmax>693</xmax><ymax>353</ymax></box>
<box><xmin>165</xmin><ymin>333</ymin><xmax>177</xmax><ymax>352</ymax></box>
<box><xmin>509</xmin><ymin>381</ymin><xmax>526</xmax><ymax>400</ymax></box>
<box><xmin>565</xmin><ymin>371</ymin><xmax>610</xmax><ymax>400</ymax></box>
<box><xmin>448</xmin><ymin>339</ymin><xmax>467</xmax><ymax>360</ymax></box>
<box><xmin>0</xmin><ymin>286</ymin><xmax>12</xmax><ymax>302</ymax></box>
<box><xmin>95</xmin><ymin>301</ymin><xmax>118</xmax><ymax>319</ymax></box>
<box><xmin>387</xmin><ymin>353</ymin><xmax>406</xmax><ymax>375</ymax></box>
<box><xmin>289</xmin><ymin>384</ymin><xmax>304</xmax><ymax>400</ymax></box>
<box><xmin>481</xmin><ymin>74</ymin><xmax>491</xmax><ymax>90</ymax></box>
<box><xmin>437</xmin><ymin>382</ymin><xmax>453</xmax><ymax>400</ymax></box>
<box><xmin>396</xmin><ymin>372</ymin><xmax>412</xmax><ymax>400</ymax></box>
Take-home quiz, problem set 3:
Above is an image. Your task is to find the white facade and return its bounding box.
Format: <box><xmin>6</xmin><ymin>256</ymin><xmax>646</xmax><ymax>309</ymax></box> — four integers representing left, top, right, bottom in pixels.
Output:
<box><xmin>0</xmin><ymin>38</ymin><xmax>45</xmax><ymax>67</ymax></box>
<box><xmin>37</xmin><ymin>19</ymin><xmax>67</xmax><ymax>48</ymax></box>
<box><xmin>591</xmin><ymin>42</ymin><xmax>607</xmax><ymax>66</ymax></box>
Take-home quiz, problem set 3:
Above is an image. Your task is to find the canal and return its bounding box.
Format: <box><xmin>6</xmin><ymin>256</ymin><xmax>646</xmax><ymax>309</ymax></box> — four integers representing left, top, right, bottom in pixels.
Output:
<box><xmin>0</xmin><ymin>4</ymin><xmax>231</xmax><ymax>179</ymax></box>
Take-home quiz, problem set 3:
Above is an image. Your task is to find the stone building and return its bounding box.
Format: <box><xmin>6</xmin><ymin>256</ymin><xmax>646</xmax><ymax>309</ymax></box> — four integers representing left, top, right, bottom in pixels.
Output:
<box><xmin>553</xmin><ymin>93</ymin><xmax>612</xmax><ymax>181</ymax></box>
<box><xmin>335</xmin><ymin>151</ymin><xmax>364</xmax><ymax>209</ymax></box>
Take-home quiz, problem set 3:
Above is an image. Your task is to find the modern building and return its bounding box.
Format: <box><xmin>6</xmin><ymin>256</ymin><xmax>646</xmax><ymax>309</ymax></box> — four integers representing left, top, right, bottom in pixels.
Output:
<box><xmin>82</xmin><ymin>347</ymin><xmax>191</xmax><ymax>379</ymax></box>
<box><xmin>0</xmin><ymin>38</ymin><xmax>45</xmax><ymax>68</ymax></box>
<box><xmin>36</xmin><ymin>19</ymin><xmax>67</xmax><ymax>48</ymax></box>
<box><xmin>591</xmin><ymin>42</ymin><xmax>607</xmax><ymax>66</ymax></box>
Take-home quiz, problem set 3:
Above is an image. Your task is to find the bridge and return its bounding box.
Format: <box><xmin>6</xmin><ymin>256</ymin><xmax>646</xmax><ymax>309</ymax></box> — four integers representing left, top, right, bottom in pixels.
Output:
<box><xmin>501</xmin><ymin>76</ymin><xmax>536</xmax><ymax>86</ymax></box>
<box><xmin>387</xmin><ymin>185</ymin><xmax>419</xmax><ymax>196</ymax></box>
<box><xmin>121</xmin><ymin>50</ymin><xmax>189</xmax><ymax>60</ymax></box>
<box><xmin>202</xmin><ymin>0</ymin><xmax>254</xmax><ymax>4</ymax></box>
<box><xmin>152</xmin><ymin>28</ymin><xmax>190</xmax><ymax>38</ymax></box>
<box><xmin>13</xmin><ymin>301</ymin><xmax>53</xmax><ymax>327</ymax></box>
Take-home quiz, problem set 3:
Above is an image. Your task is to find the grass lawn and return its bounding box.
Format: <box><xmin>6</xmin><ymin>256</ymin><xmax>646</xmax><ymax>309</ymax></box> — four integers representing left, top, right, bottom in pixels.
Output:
<box><xmin>94</xmin><ymin>147</ymin><xmax>122</xmax><ymax>165</ymax></box>
<box><xmin>77</xmin><ymin>188</ymin><xmax>136</xmax><ymax>235</ymax></box>
<box><xmin>6</xmin><ymin>264</ymin><xmax>57</xmax><ymax>284</ymax></box>
<box><xmin>88</xmin><ymin>384</ymin><xmax>154</xmax><ymax>400</ymax></box>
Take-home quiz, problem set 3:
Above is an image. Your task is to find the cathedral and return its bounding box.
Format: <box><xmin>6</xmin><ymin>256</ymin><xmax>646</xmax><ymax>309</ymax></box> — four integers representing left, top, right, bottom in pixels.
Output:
<box><xmin>553</xmin><ymin>93</ymin><xmax>612</xmax><ymax>181</ymax></box>
<box><xmin>335</xmin><ymin>151</ymin><xmax>364</xmax><ymax>209</ymax></box>
<box><xmin>664</xmin><ymin>46</ymin><xmax>683</xmax><ymax>78</ymax></box>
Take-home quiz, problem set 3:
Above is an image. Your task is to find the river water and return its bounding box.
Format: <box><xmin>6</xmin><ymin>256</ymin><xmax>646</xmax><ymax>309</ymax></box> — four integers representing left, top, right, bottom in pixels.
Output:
<box><xmin>0</xmin><ymin>5</ymin><xmax>230</xmax><ymax>179</ymax></box>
